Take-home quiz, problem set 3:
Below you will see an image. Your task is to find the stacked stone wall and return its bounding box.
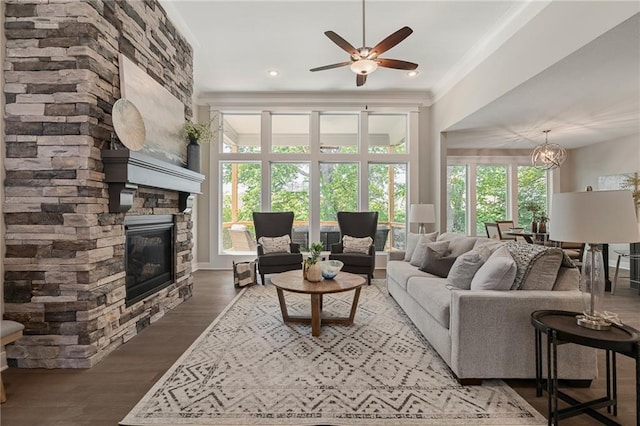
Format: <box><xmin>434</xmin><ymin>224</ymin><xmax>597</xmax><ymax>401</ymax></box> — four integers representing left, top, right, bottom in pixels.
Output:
<box><xmin>3</xmin><ymin>0</ymin><xmax>194</xmax><ymax>368</ymax></box>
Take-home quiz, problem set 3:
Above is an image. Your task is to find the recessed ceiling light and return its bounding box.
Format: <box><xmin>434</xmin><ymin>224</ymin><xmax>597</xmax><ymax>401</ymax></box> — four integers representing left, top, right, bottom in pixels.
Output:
<box><xmin>267</xmin><ymin>69</ymin><xmax>279</xmax><ymax>77</ymax></box>
<box><xmin>407</xmin><ymin>70</ymin><xmax>419</xmax><ymax>77</ymax></box>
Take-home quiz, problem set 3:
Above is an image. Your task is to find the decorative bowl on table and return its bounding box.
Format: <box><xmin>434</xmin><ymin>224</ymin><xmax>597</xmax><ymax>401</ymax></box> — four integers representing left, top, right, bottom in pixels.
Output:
<box><xmin>509</xmin><ymin>227</ymin><xmax>524</xmax><ymax>234</ymax></box>
<box><xmin>318</xmin><ymin>260</ymin><xmax>343</xmax><ymax>280</ymax></box>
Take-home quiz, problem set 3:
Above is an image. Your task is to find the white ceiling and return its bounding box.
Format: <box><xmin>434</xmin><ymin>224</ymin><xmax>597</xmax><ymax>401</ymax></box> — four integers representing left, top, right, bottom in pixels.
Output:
<box><xmin>445</xmin><ymin>12</ymin><xmax>640</xmax><ymax>149</ymax></box>
<box><xmin>160</xmin><ymin>1</ymin><xmax>639</xmax><ymax>150</ymax></box>
<box><xmin>160</xmin><ymin>0</ymin><xmax>541</xmax><ymax>96</ymax></box>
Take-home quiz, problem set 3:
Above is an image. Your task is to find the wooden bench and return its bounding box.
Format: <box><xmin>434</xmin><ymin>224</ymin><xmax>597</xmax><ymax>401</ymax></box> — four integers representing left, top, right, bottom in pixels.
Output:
<box><xmin>1</xmin><ymin>320</ymin><xmax>24</xmax><ymax>403</ymax></box>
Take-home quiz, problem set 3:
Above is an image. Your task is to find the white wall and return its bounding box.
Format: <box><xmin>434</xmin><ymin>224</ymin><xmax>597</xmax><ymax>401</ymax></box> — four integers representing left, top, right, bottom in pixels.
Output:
<box><xmin>564</xmin><ymin>133</ymin><xmax>640</xmax><ymax>269</ymax></box>
<box><xmin>428</xmin><ymin>2</ymin><xmax>639</xmax><ymax>232</ymax></box>
<box><xmin>563</xmin><ymin>133</ymin><xmax>640</xmax><ymax>192</ymax></box>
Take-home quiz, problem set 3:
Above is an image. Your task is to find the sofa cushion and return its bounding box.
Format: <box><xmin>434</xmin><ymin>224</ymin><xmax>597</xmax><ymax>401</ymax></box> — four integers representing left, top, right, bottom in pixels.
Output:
<box><xmin>386</xmin><ymin>260</ymin><xmax>433</xmax><ymax>290</ymax></box>
<box><xmin>329</xmin><ymin>252</ymin><xmax>372</xmax><ymax>266</ymax></box>
<box><xmin>436</xmin><ymin>233</ymin><xmax>478</xmax><ymax>257</ymax></box>
<box><xmin>258</xmin><ymin>235</ymin><xmax>291</xmax><ymax>254</ymax></box>
<box><xmin>419</xmin><ymin>246</ymin><xmax>457</xmax><ymax>278</ymax></box>
<box><xmin>553</xmin><ymin>266</ymin><xmax>580</xmax><ymax>291</ymax></box>
<box><xmin>258</xmin><ymin>252</ymin><xmax>303</xmax><ymax>266</ymax></box>
<box><xmin>470</xmin><ymin>246</ymin><xmax>517</xmax><ymax>290</ymax></box>
<box><xmin>406</xmin><ymin>277</ymin><xmax>451</xmax><ymax>329</ymax></box>
<box><xmin>404</xmin><ymin>232</ymin><xmax>438</xmax><ymax>262</ymax></box>
<box><xmin>446</xmin><ymin>247</ymin><xmax>491</xmax><ymax>290</ymax></box>
<box><xmin>410</xmin><ymin>240</ymin><xmax>450</xmax><ymax>267</ymax></box>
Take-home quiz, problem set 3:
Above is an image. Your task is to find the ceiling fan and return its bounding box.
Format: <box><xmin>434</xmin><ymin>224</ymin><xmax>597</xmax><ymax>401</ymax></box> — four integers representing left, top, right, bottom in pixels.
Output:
<box><xmin>310</xmin><ymin>0</ymin><xmax>418</xmax><ymax>87</ymax></box>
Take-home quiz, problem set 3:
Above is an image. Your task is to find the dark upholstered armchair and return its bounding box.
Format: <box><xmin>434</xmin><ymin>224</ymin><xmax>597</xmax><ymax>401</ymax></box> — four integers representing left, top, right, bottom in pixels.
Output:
<box><xmin>329</xmin><ymin>211</ymin><xmax>378</xmax><ymax>284</ymax></box>
<box><xmin>252</xmin><ymin>212</ymin><xmax>303</xmax><ymax>284</ymax></box>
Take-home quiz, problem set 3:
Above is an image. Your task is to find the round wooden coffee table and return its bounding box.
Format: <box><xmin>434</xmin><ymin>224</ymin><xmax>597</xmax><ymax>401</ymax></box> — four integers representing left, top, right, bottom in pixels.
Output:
<box><xmin>270</xmin><ymin>270</ymin><xmax>366</xmax><ymax>337</ymax></box>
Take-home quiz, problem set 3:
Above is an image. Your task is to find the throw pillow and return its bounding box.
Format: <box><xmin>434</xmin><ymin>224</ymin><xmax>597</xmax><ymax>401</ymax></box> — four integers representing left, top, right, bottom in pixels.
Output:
<box><xmin>473</xmin><ymin>238</ymin><xmax>505</xmax><ymax>253</ymax></box>
<box><xmin>410</xmin><ymin>240</ymin><xmax>450</xmax><ymax>267</ymax></box>
<box><xmin>343</xmin><ymin>235</ymin><xmax>373</xmax><ymax>254</ymax></box>
<box><xmin>436</xmin><ymin>232</ymin><xmax>478</xmax><ymax>257</ymax></box>
<box><xmin>446</xmin><ymin>246</ymin><xmax>491</xmax><ymax>290</ymax></box>
<box><xmin>470</xmin><ymin>246</ymin><xmax>517</xmax><ymax>290</ymax></box>
<box><xmin>518</xmin><ymin>249</ymin><xmax>564</xmax><ymax>290</ymax></box>
<box><xmin>404</xmin><ymin>232</ymin><xmax>438</xmax><ymax>262</ymax></box>
<box><xmin>419</xmin><ymin>246</ymin><xmax>457</xmax><ymax>278</ymax></box>
<box><xmin>258</xmin><ymin>235</ymin><xmax>291</xmax><ymax>254</ymax></box>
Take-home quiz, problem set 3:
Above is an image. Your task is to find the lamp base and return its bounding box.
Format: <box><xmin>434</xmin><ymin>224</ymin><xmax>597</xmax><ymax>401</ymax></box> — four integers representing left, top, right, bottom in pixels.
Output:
<box><xmin>576</xmin><ymin>314</ymin><xmax>611</xmax><ymax>331</ymax></box>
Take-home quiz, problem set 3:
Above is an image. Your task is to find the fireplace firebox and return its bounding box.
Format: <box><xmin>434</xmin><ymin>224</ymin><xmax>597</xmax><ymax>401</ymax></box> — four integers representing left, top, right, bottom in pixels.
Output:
<box><xmin>125</xmin><ymin>215</ymin><xmax>175</xmax><ymax>305</ymax></box>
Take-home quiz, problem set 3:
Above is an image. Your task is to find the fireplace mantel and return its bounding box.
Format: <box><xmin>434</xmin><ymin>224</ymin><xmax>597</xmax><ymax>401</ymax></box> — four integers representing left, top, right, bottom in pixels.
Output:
<box><xmin>102</xmin><ymin>149</ymin><xmax>205</xmax><ymax>213</ymax></box>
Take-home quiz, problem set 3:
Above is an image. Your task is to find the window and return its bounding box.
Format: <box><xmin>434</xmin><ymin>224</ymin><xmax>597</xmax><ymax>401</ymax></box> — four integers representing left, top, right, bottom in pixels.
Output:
<box><xmin>447</xmin><ymin>165</ymin><xmax>467</xmax><ymax>234</ymax></box>
<box><xmin>319</xmin><ymin>114</ymin><xmax>358</xmax><ymax>153</ymax></box>
<box><xmin>318</xmin><ymin>162</ymin><xmax>358</xmax><ymax>250</ymax></box>
<box><xmin>476</xmin><ymin>165</ymin><xmax>508</xmax><ymax>234</ymax></box>
<box><xmin>222</xmin><ymin>113</ymin><xmax>261</xmax><ymax>153</ymax></box>
<box><xmin>447</xmin><ymin>158</ymin><xmax>550</xmax><ymax>236</ymax></box>
<box><xmin>368</xmin><ymin>163</ymin><xmax>407</xmax><ymax>251</ymax></box>
<box><xmin>271</xmin><ymin>163</ymin><xmax>310</xmax><ymax>247</ymax></box>
<box><xmin>517</xmin><ymin>166</ymin><xmax>548</xmax><ymax>227</ymax></box>
<box><xmin>272</xmin><ymin>114</ymin><xmax>310</xmax><ymax>153</ymax></box>
<box><xmin>368</xmin><ymin>114</ymin><xmax>407</xmax><ymax>154</ymax></box>
<box><xmin>213</xmin><ymin>109</ymin><xmax>417</xmax><ymax>260</ymax></box>
<box><xmin>220</xmin><ymin>162</ymin><xmax>261</xmax><ymax>252</ymax></box>
<box><xmin>319</xmin><ymin>162</ymin><xmax>358</xmax><ymax>223</ymax></box>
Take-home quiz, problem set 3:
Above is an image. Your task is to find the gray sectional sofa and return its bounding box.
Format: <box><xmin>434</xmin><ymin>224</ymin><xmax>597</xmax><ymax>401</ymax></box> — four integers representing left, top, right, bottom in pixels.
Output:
<box><xmin>386</xmin><ymin>232</ymin><xmax>597</xmax><ymax>383</ymax></box>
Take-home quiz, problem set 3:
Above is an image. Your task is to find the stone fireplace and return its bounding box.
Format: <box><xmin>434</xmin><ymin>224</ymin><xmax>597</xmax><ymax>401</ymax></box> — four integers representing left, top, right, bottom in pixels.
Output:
<box><xmin>3</xmin><ymin>0</ymin><xmax>201</xmax><ymax>368</ymax></box>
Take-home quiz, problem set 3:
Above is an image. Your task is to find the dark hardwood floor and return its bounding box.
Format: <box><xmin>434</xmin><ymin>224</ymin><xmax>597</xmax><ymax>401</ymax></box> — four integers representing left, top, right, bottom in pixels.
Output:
<box><xmin>1</xmin><ymin>269</ymin><xmax>638</xmax><ymax>425</ymax></box>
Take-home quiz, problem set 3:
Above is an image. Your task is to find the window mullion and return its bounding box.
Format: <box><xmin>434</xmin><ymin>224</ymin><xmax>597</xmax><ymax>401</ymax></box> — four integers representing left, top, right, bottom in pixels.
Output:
<box><xmin>359</xmin><ymin>111</ymin><xmax>368</xmax><ymax>210</ymax></box>
<box><xmin>261</xmin><ymin>111</ymin><xmax>271</xmax><ymax>210</ymax></box>
<box><xmin>310</xmin><ymin>112</ymin><xmax>320</xmax><ymax>244</ymax></box>
<box><xmin>468</xmin><ymin>164</ymin><xmax>477</xmax><ymax>236</ymax></box>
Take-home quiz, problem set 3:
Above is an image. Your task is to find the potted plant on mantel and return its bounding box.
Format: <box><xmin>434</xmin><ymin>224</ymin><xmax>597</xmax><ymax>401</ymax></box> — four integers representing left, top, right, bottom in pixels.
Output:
<box><xmin>182</xmin><ymin>120</ymin><xmax>214</xmax><ymax>173</ymax></box>
<box><xmin>303</xmin><ymin>242</ymin><xmax>324</xmax><ymax>282</ymax></box>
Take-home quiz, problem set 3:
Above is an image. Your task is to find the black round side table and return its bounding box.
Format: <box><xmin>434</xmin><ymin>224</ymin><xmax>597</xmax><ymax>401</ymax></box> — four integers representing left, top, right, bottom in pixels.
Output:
<box><xmin>531</xmin><ymin>310</ymin><xmax>640</xmax><ymax>426</ymax></box>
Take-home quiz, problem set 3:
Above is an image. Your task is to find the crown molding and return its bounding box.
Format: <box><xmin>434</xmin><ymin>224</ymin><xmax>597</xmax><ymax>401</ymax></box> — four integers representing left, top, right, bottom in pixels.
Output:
<box><xmin>198</xmin><ymin>91</ymin><xmax>433</xmax><ymax>112</ymax></box>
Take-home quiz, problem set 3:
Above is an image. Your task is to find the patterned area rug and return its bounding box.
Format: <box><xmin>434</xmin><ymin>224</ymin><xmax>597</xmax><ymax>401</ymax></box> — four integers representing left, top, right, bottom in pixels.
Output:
<box><xmin>121</xmin><ymin>280</ymin><xmax>545</xmax><ymax>425</ymax></box>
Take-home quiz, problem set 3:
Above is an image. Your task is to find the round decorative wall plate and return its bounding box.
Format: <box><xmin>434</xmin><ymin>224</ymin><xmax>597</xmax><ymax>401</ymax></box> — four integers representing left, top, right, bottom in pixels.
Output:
<box><xmin>112</xmin><ymin>98</ymin><xmax>146</xmax><ymax>151</ymax></box>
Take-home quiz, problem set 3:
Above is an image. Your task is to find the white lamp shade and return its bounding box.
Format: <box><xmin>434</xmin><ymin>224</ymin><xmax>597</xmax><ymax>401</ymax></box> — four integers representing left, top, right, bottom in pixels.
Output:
<box><xmin>550</xmin><ymin>190</ymin><xmax>640</xmax><ymax>243</ymax></box>
<box><xmin>409</xmin><ymin>204</ymin><xmax>435</xmax><ymax>224</ymax></box>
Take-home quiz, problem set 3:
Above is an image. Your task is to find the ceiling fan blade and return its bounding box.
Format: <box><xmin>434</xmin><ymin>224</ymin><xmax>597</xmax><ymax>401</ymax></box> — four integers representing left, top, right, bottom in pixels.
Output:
<box><xmin>310</xmin><ymin>61</ymin><xmax>352</xmax><ymax>72</ymax></box>
<box><xmin>356</xmin><ymin>73</ymin><xmax>367</xmax><ymax>87</ymax></box>
<box><xmin>370</xmin><ymin>26</ymin><xmax>413</xmax><ymax>57</ymax></box>
<box><xmin>324</xmin><ymin>31</ymin><xmax>358</xmax><ymax>56</ymax></box>
<box><xmin>376</xmin><ymin>58</ymin><xmax>418</xmax><ymax>70</ymax></box>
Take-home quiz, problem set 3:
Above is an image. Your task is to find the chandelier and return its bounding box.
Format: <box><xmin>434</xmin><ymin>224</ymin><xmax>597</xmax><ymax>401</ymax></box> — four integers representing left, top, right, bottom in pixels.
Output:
<box><xmin>531</xmin><ymin>130</ymin><xmax>567</xmax><ymax>170</ymax></box>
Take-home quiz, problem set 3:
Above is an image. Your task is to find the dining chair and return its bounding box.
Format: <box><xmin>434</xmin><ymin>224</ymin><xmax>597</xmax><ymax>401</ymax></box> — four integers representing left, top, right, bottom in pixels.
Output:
<box><xmin>496</xmin><ymin>220</ymin><xmax>516</xmax><ymax>240</ymax></box>
<box><xmin>484</xmin><ymin>222</ymin><xmax>500</xmax><ymax>240</ymax></box>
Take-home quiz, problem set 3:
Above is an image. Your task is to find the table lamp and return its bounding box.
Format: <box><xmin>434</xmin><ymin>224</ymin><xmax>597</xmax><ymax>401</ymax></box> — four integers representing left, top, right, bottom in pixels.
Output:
<box><xmin>550</xmin><ymin>189</ymin><xmax>640</xmax><ymax>330</ymax></box>
<box><xmin>409</xmin><ymin>204</ymin><xmax>435</xmax><ymax>234</ymax></box>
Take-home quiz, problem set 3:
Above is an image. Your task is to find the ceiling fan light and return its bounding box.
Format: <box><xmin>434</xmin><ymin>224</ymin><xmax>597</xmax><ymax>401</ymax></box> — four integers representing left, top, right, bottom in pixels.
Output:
<box><xmin>350</xmin><ymin>59</ymin><xmax>378</xmax><ymax>75</ymax></box>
